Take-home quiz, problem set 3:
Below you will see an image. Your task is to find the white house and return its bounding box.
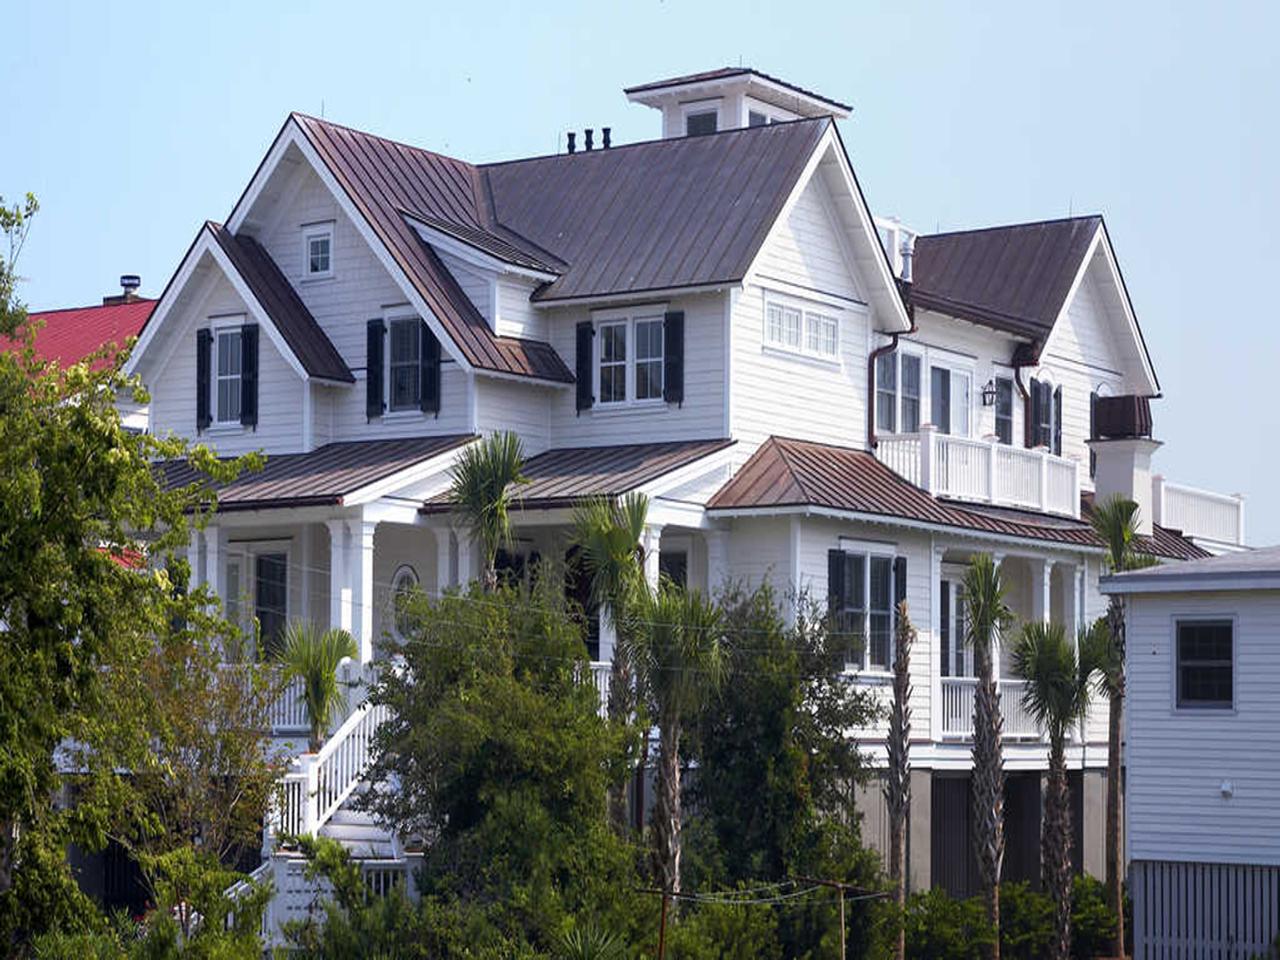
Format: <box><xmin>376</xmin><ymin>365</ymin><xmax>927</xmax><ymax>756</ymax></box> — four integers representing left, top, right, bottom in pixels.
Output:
<box><xmin>1101</xmin><ymin>548</ymin><xmax>1280</xmax><ymax>958</ymax></box>
<box><xmin>116</xmin><ymin>66</ymin><xmax>1248</xmax><ymax>926</ymax></box>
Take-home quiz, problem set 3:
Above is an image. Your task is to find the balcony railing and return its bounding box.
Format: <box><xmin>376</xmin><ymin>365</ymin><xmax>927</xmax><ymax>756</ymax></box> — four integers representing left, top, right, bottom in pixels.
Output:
<box><xmin>940</xmin><ymin>677</ymin><xmax>1041</xmax><ymax>739</ymax></box>
<box><xmin>878</xmin><ymin>425</ymin><xmax>1080</xmax><ymax>518</ymax></box>
<box><xmin>1153</xmin><ymin>476</ymin><xmax>1245</xmax><ymax>549</ymax></box>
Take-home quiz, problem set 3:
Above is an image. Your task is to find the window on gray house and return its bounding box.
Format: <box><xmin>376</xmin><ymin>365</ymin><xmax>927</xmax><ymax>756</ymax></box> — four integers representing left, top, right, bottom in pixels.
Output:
<box><xmin>1176</xmin><ymin>619</ymin><xmax>1233</xmax><ymax>709</ymax></box>
<box><xmin>388</xmin><ymin>318</ymin><xmax>422</xmax><ymax>411</ymax></box>
<box><xmin>995</xmin><ymin>377</ymin><xmax>1014</xmax><ymax>444</ymax></box>
<box><xmin>931</xmin><ymin>367</ymin><xmax>951</xmax><ymax>434</ymax></box>
<box><xmin>686</xmin><ymin>111</ymin><xmax>718</xmax><ymax>136</ymax></box>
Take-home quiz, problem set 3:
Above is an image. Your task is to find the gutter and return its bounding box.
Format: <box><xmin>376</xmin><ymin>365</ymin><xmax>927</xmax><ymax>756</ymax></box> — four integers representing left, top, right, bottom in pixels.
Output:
<box><xmin>867</xmin><ymin>279</ymin><xmax>918</xmax><ymax>449</ymax></box>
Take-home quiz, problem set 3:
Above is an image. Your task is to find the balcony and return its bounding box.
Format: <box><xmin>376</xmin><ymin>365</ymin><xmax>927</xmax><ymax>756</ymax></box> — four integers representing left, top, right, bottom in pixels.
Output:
<box><xmin>940</xmin><ymin>677</ymin><xmax>1042</xmax><ymax>739</ymax></box>
<box><xmin>878</xmin><ymin>425</ymin><xmax>1080</xmax><ymax>518</ymax></box>
<box><xmin>1153</xmin><ymin>476</ymin><xmax>1246</xmax><ymax>551</ymax></box>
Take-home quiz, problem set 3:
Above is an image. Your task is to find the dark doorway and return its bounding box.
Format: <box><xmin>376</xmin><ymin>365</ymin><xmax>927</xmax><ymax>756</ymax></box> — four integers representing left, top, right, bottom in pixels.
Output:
<box><xmin>564</xmin><ymin>546</ymin><xmax>601</xmax><ymax>661</ymax></box>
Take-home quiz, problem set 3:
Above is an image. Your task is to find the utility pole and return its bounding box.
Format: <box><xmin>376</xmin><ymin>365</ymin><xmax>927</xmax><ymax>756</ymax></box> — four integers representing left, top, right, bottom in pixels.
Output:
<box><xmin>639</xmin><ymin>887</ymin><xmax>672</xmax><ymax>959</ymax></box>
<box><xmin>797</xmin><ymin>877</ymin><xmax>885</xmax><ymax>959</ymax></box>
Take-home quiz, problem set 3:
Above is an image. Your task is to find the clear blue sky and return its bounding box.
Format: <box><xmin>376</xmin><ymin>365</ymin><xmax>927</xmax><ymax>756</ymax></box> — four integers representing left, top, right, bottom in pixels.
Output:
<box><xmin>5</xmin><ymin>0</ymin><xmax>1277</xmax><ymax>543</ymax></box>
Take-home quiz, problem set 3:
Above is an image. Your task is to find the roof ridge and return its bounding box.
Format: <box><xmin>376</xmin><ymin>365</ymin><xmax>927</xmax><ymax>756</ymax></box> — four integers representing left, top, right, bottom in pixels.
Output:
<box><xmin>28</xmin><ymin>298</ymin><xmax>155</xmax><ymax>317</ymax></box>
<box><xmin>291</xmin><ymin>112</ymin><xmax>480</xmax><ymax>174</ymax></box>
<box><xmin>919</xmin><ymin>214</ymin><xmax>1103</xmax><ymax>241</ymax></box>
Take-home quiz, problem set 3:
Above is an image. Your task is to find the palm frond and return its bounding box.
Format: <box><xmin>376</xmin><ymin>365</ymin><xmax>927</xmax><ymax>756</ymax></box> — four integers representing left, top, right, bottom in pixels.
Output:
<box><xmin>629</xmin><ymin>583</ymin><xmax>726</xmax><ymax>719</ymax></box>
<box><xmin>962</xmin><ymin>553</ymin><xmax>1014</xmax><ymax>662</ymax></box>
<box><xmin>1089</xmin><ymin>495</ymin><xmax>1142</xmax><ymax>572</ymax></box>
<box><xmin>1010</xmin><ymin>621</ymin><xmax>1092</xmax><ymax>742</ymax></box>
<box><xmin>571</xmin><ymin>492</ymin><xmax>649</xmax><ymax>617</ymax></box>
<box><xmin>277</xmin><ymin>620</ymin><xmax>358</xmax><ymax>750</ymax></box>
<box><xmin>449</xmin><ymin>431</ymin><xmax>528</xmax><ymax>576</ymax></box>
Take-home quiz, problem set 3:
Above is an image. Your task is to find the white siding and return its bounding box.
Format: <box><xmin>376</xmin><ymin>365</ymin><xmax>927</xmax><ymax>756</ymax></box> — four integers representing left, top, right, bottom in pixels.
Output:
<box><xmin>146</xmin><ymin>273</ymin><xmax>305</xmax><ymax>455</ymax></box>
<box><xmin>436</xmin><ymin>250</ymin><xmax>492</xmax><ymax>325</ymax></box>
<box><xmin>1126</xmin><ymin>589</ymin><xmax>1280</xmax><ymax>865</ymax></box>
<box><xmin>546</xmin><ymin>292</ymin><xmax>726</xmax><ymax>448</ymax></box>
<box><xmin>496</xmin><ymin>277</ymin><xmax>548</xmax><ymax>341</ymax></box>
<box><xmin>474</xmin><ymin>376</ymin><xmax>553</xmax><ymax>455</ymax></box>
<box><xmin>752</xmin><ymin>177</ymin><xmax>864</xmax><ymax>303</ymax></box>
<box><xmin>371</xmin><ymin>523</ymin><xmax>440</xmax><ymax>650</ymax></box>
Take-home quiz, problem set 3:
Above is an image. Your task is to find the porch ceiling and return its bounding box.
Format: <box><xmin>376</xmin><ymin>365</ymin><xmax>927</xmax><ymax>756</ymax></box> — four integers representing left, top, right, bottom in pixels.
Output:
<box><xmin>160</xmin><ymin>434</ymin><xmax>475</xmax><ymax>511</ymax></box>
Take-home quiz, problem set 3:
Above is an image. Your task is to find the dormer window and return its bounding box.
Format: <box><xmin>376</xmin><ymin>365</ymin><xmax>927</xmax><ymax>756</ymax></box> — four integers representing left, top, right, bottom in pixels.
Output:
<box><xmin>388</xmin><ymin>317</ymin><xmax>423</xmax><ymax>411</ymax></box>
<box><xmin>303</xmin><ymin>222</ymin><xmax>333</xmax><ymax>279</ymax></box>
<box><xmin>215</xmin><ymin>328</ymin><xmax>243</xmax><ymax>423</ymax></box>
<box><xmin>684</xmin><ymin>104</ymin><xmax>719</xmax><ymax>137</ymax></box>
<box><xmin>748</xmin><ymin>110</ymin><xmax>768</xmax><ymax>127</ymax></box>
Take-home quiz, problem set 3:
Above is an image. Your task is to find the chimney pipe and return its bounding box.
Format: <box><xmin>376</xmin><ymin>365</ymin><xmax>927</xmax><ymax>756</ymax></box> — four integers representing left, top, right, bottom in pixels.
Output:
<box><xmin>899</xmin><ymin>237</ymin><xmax>913</xmax><ymax>283</ymax></box>
<box><xmin>584</xmin><ymin>128</ymin><xmax>594</xmax><ymax>151</ymax></box>
<box><xmin>602</xmin><ymin>127</ymin><xmax>611</xmax><ymax>149</ymax></box>
<box><xmin>566</xmin><ymin>131</ymin><xmax>576</xmax><ymax>154</ymax></box>
<box><xmin>104</xmin><ymin>274</ymin><xmax>142</xmax><ymax>305</ymax></box>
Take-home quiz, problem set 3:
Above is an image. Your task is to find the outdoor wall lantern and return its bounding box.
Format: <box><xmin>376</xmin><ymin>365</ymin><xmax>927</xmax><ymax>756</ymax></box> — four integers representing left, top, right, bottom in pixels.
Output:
<box><xmin>981</xmin><ymin>379</ymin><xmax>998</xmax><ymax>406</ymax></box>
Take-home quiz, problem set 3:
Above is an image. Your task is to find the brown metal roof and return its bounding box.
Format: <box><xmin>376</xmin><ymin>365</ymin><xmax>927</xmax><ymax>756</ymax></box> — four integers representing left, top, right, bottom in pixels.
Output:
<box><xmin>161</xmin><ymin>434</ymin><xmax>473</xmax><ymax>511</ymax></box>
<box><xmin>422</xmin><ymin>438</ymin><xmax>734</xmax><ymax>513</ymax></box>
<box><xmin>487</xmin><ymin>119</ymin><xmax>829</xmax><ymax>302</ymax></box>
<box><xmin>911</xmin><ymin>216</ymin><xmax>1102</xmax><ymax>343</ymax></box>
<box><xmin>708</xmin><ymin>436</ymin><xmax>1206</xmax><ymax>560</ymax></box>
<box><xmin>291</xmin><ymin>114</ymin><xmax>573</xmax><ymax>384</ymax></box>
<box><xmin>623</xmin><ymin>67</ymin><xmax>853</xmax><ymax>113</ymax></box>
<box><xmin>206</xmin><ymin>222</ymin><xmax>353</xmax><ymax>383</ymax></box>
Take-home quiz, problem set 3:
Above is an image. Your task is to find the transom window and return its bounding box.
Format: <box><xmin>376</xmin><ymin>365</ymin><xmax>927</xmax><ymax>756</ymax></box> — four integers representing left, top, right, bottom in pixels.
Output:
<box><xmin>1176</xmin><ymin>619</ymin><xmax>1233</xmax><ymax>709</ymax></box>
<box><xmin>875</xmin><ymin>349</ymin><xmax>921</xmax><ymax>434</ymax></box>
<box><xmin>595</xmin><ymin>311</ymin><xmax>665</xmax><ymax>405</ymax></box>
<box><xmin>388</xmin><ymin>318</ymin><xmax>422</xmax><ymax>411</ymax></box>
<box><xmin>215</xmin><ymin>328</ymin><xmax>242</xmax><ymax>423</ymax></box>
<box><xmin>303</xmin><ymin>223</ymin><xmax>333</xmax><ymax>278</ymax></box>
<box><xmin>764</xmin><ymin>297</ymin><xmax>840</xmax><ymax>360</ymax></box>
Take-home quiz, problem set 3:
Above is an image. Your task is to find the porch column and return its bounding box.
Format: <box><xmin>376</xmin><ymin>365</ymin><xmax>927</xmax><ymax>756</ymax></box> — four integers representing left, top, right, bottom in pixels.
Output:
<box><xmin>1030</xmin><ymin>557</ymin><xmax>1051</xmax><ymax>625</ymax></box>
<box><xmin>929</xmin><ymin>542</ymin><xmax>944</xmax><ymax>743</ymax></box>
<box><xmin>1061</xmin><ymin>561</ymin><xmax>1081</xmax><ymax>642</ymax></box>
<box><xmin>203</xmin><ymin>523</ymin><xmax>224</xmax><ymax>604</ymax></box>
<box><xmin>456</xmin><ymin>532</ymin><xmax>475</xmax><ymax>587</ymax></box>
<box><xmin>705</xmin><ymin>528</ymin><xmax>729</xmax><ymax>595</ymax></box>
<box><xmin>434</xmin><ymin>526</ymin><xmax>453</xmax><ymax>595</ymax></box>
<box><xmin>326</xmin><ymin>519</ymin><xmax>352</xmax><ymax>636</ymax></box>
<box><xmin>641</xmin><ymin>524</ymin><xmax>664</xmax><ymax>593</ymax></box>
<box><xmin>298</xmin><ymin>524</ymin><xmax>312</xmax><ymax>624</ymax></box>
<box><xmin>991</xmin><ymin>553</ymin><xmax>1006</xmax><ymax>677</ymax></box>
<box><xmin>354</xmin><ymin>519</ymin><xmax>376</xmax><ymax>663</ymax></box>
<box><xmin>186</xmin><ymin>528</ymin><xmax>204</xmax><ymax>593</ymax></box>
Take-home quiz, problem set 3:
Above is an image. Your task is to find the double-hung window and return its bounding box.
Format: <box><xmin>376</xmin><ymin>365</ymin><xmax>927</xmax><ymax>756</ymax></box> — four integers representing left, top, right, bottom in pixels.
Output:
<box><xmin>1176</xmin><ymin>619</ymin><xmax>1233</xmax><ymax>709</ymax></box>
<box><xmin>595</xmin><ymin>311</ymin><xmax>665</xmax><ymax>405</ymax></box>
<box><xmin>764</xmin><ymin>296</ymin><xmax>840</xmax><ymax>360</ymax></box>
<box><xmin>829</xmin><ymin>546</ymin><xmax>904</xmax><ymax>673</ymax></box>
<box><xmin>303</xmin><ymin>223</ymin><xmax>333</xmax><ymax>279</ymax></box>
<box><xmin>994</xmin><ymin>377</ymin><xmax>1014</xmax><ymax>445</ymax></box>
<box><xmin>388</xmin><ymin>317</ymin><xmax>422</xmax><ymax>411</ymax></box>
<box><xmin>930</xmin><ymin>364</ymin><xmax>972</xmax><ymax>436</ymax></box>
<box><xmin>875</xmin><ymin>350</ymin><xmax>921</xmax><ymax>433</ymax></box>
<box><xmin>215</xmin><ymin>328</ymin><xmax>243</xmax><ymax>424</ymax></box>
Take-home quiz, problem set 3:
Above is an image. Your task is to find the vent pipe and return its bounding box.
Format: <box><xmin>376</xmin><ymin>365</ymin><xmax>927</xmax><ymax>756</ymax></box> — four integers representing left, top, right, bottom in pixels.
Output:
<box><xmin>566</xmin><ymin>131</ymin><xmax>576</xmax><ymax>154</ymax></box>
<box><xmin>899</xmin><ymin>237</ymin><xmax>913</xmax><ymax>283</ymax></box>
<box><xmin>584</xmin><ymin>128</ymin><xmax>594</xmax><ymax>151</ymax></box>
<box><xmin>602</xmin><ymin>127</ymin><xmax>611</xmax><ymax>149</ymax></box>
<box><xmin>103</xmin><ymin>274</ymin><xmax>142</xmax><ymax>305</ymax></box>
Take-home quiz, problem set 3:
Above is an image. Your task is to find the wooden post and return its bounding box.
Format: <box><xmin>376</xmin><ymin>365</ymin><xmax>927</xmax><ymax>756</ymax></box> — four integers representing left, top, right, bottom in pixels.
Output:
<box><xmin>838</xmin><ymin>886</ymin><xmax>846</xmax><ymax>959</ymax></box>
<box><xmin>657</xmin><ymin>890</ymin><xmax>669</xmax><ymax>960</ymax></box>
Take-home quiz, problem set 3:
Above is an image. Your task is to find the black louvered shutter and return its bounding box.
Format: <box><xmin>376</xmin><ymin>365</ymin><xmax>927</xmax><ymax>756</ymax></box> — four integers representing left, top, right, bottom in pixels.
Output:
<box><xmin>940</xmin><ymin>582</ymin><xmax>951</xmax><ymax>678</ymax></box>
<box><xmin>827</xmin><ymin>550</ymin><xmax>846</xmax><ymax>630</ymax></box>
<box><xmin>1028</xmin><ymin>377</ymin><xmax>1041</xmax><ymax>447</ymax></box>
<box><xmin>239</xmin><ymin>323</ymin><xmax>259</xmax><ymax>428</ymax></box>
<box><xmin>1053</xmin><ymin>385</ymin><xmax>1063</xmax><ymax>455</ymax></box>
<box><xmin>575</xmin><ymin>321</ymin><xmax>594</xmax><ymax>413</ymax></box>
<box><xmin>366</xmin><ymin>319</ymin><xmax>385</xmax><ymax>420</ymax></box>
<box><xmin>196</xmin><ymin>328</ymin><xmax>212</xmax><ymax>431</ymax></box>
<box><xmin>420</xmin><ymin>321</ymin><xmax>441</xmax><ymax>416</ymax></box>
<box><xmin>663</xmin><ymin>310</ymin><xmax>684</xmax><ymax>406</ymax></box>
<box><xmin>894</xmin><ymin>556</ymin><xmax>907</xmax><ymax>607</ymax></box>
<box><xmin>1089</xmin><ymin>391</ymin><xmax>1099</xmax><ymax>478</ymax></box>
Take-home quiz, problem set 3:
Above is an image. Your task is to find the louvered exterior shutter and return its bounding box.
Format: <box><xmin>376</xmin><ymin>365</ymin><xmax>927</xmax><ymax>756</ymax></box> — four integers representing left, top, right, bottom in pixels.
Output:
<box><xmin>239</xmin><ymin>323</ymin><xmax>259</xmax><ymax>428</ymax></box>
<box><xmin>663</xmin><ymin>310</ymin><xmax>684</xmax><ymax>406</ymax></box>
<box><xmin>196</xmin><ymin>328</ymin><xmax>212</xmax><ymax>431</ymax></box>
<box><xmin>1053</xmin><ymin>385</ymin><xmax>1063</xmax><ymax>456</ymax></box>
<box><xmin>940</xmin><ymin>582</ymin><xmax>951</xmax><ymax>678</ymax></box>
<box><xmin>366</xmin><ymin>319</ymin><xmax>385</xmax><ymax>420</ymax></box>
<box><xmin>575</xmin><ymin>321</ymin><xmax>594</xmax><ymax>413</ymax></box>
<box><xmin>827</xmin><ymin>550</ymin><xmax>846</xmax><ymax>632</ymax></box>
<box><xmin>1089</xmin><ymin>391</ymin><xmax>1099</xmax><ymax>478</ymax></box>
<box><xmin>1028</xmin><ymin>377</ymin><xmax>1041</xmax><ymax>447</ymax></box>
<box><xmin>894</xmin><ymin>556</ymin><xmax>908</xmax><ymax>607</ymax></box>
<box><xmin>420</xmin><ymin>321</ymin><xmax>441</xmax><ymax>416</ymax></box>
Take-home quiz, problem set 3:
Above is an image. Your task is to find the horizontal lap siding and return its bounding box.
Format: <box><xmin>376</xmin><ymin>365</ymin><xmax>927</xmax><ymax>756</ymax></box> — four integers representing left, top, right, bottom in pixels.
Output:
<box><xmin>257</xmin><ymin>164</ymin><xmax>474</xmax><ymax>442</ymax></box>
<box><xmin>733</xmin><ymin>176</ymin><xmax>869</xmax><ymax>455</ymax></box>
<box><xmin>371</xmin><ymin>524</ymin><xmax>439</xmax><ymax>647</ymax></box>
<box><xmin>496</xmin><ymin>277</ymin><xmax>548</xmax><ymax>342</ymax></box>
<box><xmin>436</xmin><ymin>250</ymin><xmax>491</xmax><ymax>324</ymax></box>
<box><xmin>475</xmin><ymin>377</ymin><xmax>552</xmax><ymax>456</ymax></box>
<box><xmin>1127</xmin><ymin>591</ymin><xmax>1280</xmax><ymax>866</ymax></box>
<box><xmin>148</xmin><ymin>274</ymin><xmax>304</xmax><ymax>455</ymax></box>
<box><xmin>546</xmin><ymin>293</ymin><xmax>726</xmax><ymax>447</ymax></box>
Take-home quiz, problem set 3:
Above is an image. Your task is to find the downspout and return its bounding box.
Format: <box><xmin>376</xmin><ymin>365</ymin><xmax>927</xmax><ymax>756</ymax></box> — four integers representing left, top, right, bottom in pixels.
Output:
<box><xmin>1013</xmin><ymin>342</ymin><xmax>1036</xmax><ymax>447</ymax></box>
<box><xmin>867</xmin><ymin>278</ymin><xmax>918</xmax><ymax>450</ymax></box>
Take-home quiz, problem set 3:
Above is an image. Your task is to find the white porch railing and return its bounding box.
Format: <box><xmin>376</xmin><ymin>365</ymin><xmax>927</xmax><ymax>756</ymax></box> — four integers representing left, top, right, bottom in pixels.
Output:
<box><xmin>220</xmin><ymin>666</ymin><xmax>310</xmax><ymax>735</ymax></box>
<box><xmin>940</xmin><ymin>677</ymin><xmax>1041</xmax><ymax>739</ymax></box>
<box><xmin>1153</xmin><ymin>476</ymin><xmax>1245</xmax><ymax>548</ymax></box>
<box><xmin>878</xmin><ymin>425</ymin><xmax>1080</xmax><ymax>518</ymax></box>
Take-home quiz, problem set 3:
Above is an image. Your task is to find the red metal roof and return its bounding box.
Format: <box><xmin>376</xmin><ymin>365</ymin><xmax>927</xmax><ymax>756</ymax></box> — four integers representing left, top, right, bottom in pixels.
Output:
<box><xmin>17</xmin><ymin>298</ymin><xmax>155</xmax><ymax>368</ymax></box>
<box><xmin>709</xmin><ymin>436</ymin><xmax>1206</xmax><ymax>560</ymax></box>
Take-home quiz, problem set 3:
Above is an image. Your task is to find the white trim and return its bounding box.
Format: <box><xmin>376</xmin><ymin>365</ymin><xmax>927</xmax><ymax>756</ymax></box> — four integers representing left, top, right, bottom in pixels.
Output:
<box><xmin>403</xmin><ymin>214</ymin><xmax>559</xmax><ymax>283</ymax></box>
<box><xmin>211</xmin><ymin>319</ymin><xmax>245</xmax><ymax>426</ymax></box>
<box><xmin>1170</xmin><ymin>613</ymin><xmax>1237</xmax><ymax>714</ymax></box>
<box><xmin>679</xmin><ymin>98</ymin><xmax>722</xmax><ymax>135</ymax></box>
<box><xmin>532</xmin><ymin>282</ymin><xmax>733</xmax><ymax>308</ymax></box>
<box><xmin>760</xmin><ymin>289</ymin><xmax>842</xmax><ymax>362</ymax></box>
<box><xmin>589</xmin><ymin>304</ymin><xmax>668</xmax><ymax>408</ymax></box>
<box><xmin>342</xmin><ymin>441</ymin><xmax>475</xmax><ymax>507</ymax></box>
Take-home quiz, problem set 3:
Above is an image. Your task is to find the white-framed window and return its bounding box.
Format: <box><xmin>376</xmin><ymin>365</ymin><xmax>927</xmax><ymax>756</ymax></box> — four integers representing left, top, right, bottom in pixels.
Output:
<box><xmin>929</xmin><ymin>363</ymin><xmax>972</xmax><ymax>436</ymax></box>
<box><xmin>830</xmin><ymin>542</ymin><xmax>901</xmax><ymax>673</ymax></box>
<box><xmin>683</xmin><ymin>100</ymin><xmax>720</xmax><ymax>137</ymax></box>
<box><xmin>764</xmin><ymin>295</ymin><xmax>840</xmax><ymax>361</ymax></box>
<box><xmin>1175</xmin><ymin>618</ymin><xmax>1234</xmax><ymax>710</ymax></box>
<box><xmin>303</xmin><ymin>222</ymin><xmax>333</xmax><ymax>279</ymax></box>
<box><xmin>390</xmin><ymin>564</ymin><xmax>419</xmax><ymax>642</ymax></box>
<box><xmin>939</xmin><ymin>575</ymin><xmax>972</xmax><ymax>677</ymax></box>
<box><xmin>994</xmin><ymin>375</ymin><xmax>1015</xmax><ymax>445</ymax></box>
<box><xmin>387</xmin><ymin>316</ymin><xmax>423</xmax><ymax>411</ymax></box>
<box><xmin>875</xmin><ymin>349</ymin><xmax>922</xmax><ymax>433</ymax></box>
<box><xmin>214</xmin><ymin>325</ymin><xmax>243</xmax><ymax>424</ymax></box>
<box><xmin>594</xmin><ymin>308</ymin><xmax>666</xmax><ymax>406</ymax></box>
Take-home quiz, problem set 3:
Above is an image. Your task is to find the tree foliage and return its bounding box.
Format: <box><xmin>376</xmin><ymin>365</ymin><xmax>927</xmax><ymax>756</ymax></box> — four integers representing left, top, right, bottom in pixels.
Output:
<box><xmin>448</xmin><ymin>431</ymin><xmax>528</xmax><ymax>590</ymax></box>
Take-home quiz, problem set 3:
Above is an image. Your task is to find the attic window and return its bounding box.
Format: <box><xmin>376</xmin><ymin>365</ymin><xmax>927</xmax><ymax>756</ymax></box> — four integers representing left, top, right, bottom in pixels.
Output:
<box><xmin>685</xmin><ymin>110</ymin><xmax>718</xmax><ymax>137</ymax></box>
<box><xmin>303</xmin><ymin>222</ymin><xmax>333</xmax><ymax>279</ymax></box>
<box><xmin>748</xmin><ymin>111</ymin><xmax>768</xmax><ymax>127</ymax></box>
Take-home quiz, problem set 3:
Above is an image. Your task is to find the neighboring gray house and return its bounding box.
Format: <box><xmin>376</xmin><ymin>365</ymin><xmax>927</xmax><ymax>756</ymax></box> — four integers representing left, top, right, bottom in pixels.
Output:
<box><xmin>1102</xmin><ymin>547</ymin><xmax>1280</xmax><ymax>958</ymax></box>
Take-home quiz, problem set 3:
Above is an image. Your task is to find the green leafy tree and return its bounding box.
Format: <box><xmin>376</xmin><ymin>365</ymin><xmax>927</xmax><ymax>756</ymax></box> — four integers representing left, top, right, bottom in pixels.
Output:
<box><xmin>1088</xmin><ymin>494</ymin><xmax>1158</xmax><ymax>955</ymax></box>
<box><xmin>1011</xmin><ymin>621</ymin><xmax>1101</xmax><ymax>960</ymax></box>
<box><xmin>0</xmin><ymin>195</ymin><xmax>254</xmax><ymax>950</ymax></box>
<box><xmin>570</xmin><ymin>492</ymin><xmax>649</xmax><ymax>832</ymax></box>
<box><xmin>448</xmin><ymin>431</ymin><xmax>528</xmax><ymax>590</ymax></box>
<box><xmin>963</xmin><ymin>554</ymin><xmax>1015</xmax><ymax>960</ymax></box>
<box><xmin>629</xmin><ymin>584</ymin><xmax>726</xmax><ymax>898</ymax></box>
<box><xmin>277</xmin><ymin>620</ymin><xmax>358</xmax><ymax>751</ymax></box>
<box><xmin>360</xmin><ymin>572</ymin><xmax>646</xmax><ymax>953</ymax></box>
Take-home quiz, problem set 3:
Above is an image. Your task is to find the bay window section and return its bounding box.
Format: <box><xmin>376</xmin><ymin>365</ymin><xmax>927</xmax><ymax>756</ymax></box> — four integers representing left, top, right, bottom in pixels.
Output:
<box><xmin>876</xmin><ymin>352</ymin><xmax>897</xmax><ymax>433</ymax></box>
<box><xmin>901</xmin><ymin>354</ymin><xmax>921</xmax><ymax>431</ymax></box>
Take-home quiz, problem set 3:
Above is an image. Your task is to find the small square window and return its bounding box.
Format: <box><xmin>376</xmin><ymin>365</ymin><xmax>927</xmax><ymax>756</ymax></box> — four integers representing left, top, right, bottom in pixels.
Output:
<box><xmin>806</xmin><ymin>312</ymin><xmax>838</xmax><ymax>358</ymax></box>
<box><xmin>748</xmin><ymin>110</ymin><xmax>768</xmax><ymax>127</ymax></box>
<box><xmin>1176</xmin><ymin>620</ymin><xmax>1233</xmax><ymax>709</ymax></box>
<box><xmin>304</xmin><ymin>225</ymin><xmax>333</xmax><ymax>278</ymax></box>
<box><xmin>686</xmin><ymin>111</ymin><xmax>718</xmax><ymax>137</ymax></box>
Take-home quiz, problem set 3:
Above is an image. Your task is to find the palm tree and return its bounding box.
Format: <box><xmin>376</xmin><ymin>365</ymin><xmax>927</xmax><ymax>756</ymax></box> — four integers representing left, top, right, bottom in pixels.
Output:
<box><xmin>277</xmin><ymin>620</ymin><xmax>358</xmax><ymax>752</ymax></box>
<box><xmin>571</xmin><ymin>492</ymin><xmax>649</xmax><ymax>831</ymax></box>
<box><xmin>885</xmin><ymin>599</ymin><xmax>915</xmax><ymax>960</ymax></box>
<box><xmin>449</xmin><ymin>431</ymin><xmax>528</xmax><ymax>590</ymax></box>
<box><xmin>963</xmin><ymin>553</ymin><xmax>1014</xmax><ymax>960</ymax></box>
<box><xmin>1012</xmin><ymin>620</ymin><xmax>1103</xmax><ymax>960</ymax></box>
<box><xmin>628</xmin><ymin>583</ymin><xmax>726</xmax><ymax>897</ymax></box>
<box><xmin>1089</xmin><ymin>494</ymin><xmax>1157</xmax><ymax>954</ymax></box>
